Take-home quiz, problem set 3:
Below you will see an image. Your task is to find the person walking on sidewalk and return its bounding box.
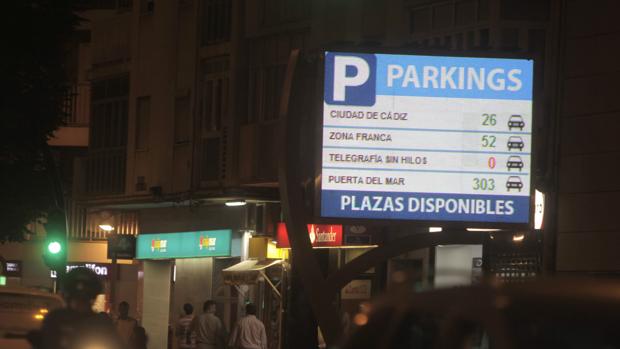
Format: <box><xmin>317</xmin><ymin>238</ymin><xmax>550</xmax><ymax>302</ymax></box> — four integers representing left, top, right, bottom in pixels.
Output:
<box><xmin>176</xmin><ymin>303</ymin><xmax>196</xmax><ymax>349</ymax></box>
<box><xmin>228</xmin><ymin>304</ymin><xmax>267</xmax><ymax>349</ymax></box>
<box><xmin>191</xmin><ymin>300</ymin><xmax>226</xmax><ymax>349</ymax></box>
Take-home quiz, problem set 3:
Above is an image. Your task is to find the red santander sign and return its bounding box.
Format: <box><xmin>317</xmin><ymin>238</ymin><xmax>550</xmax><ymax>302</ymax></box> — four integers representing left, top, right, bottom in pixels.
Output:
<box><xmin>276</xmin><ymin>223</ymin><xmax>343</xmax><ymax>248</ymax></box>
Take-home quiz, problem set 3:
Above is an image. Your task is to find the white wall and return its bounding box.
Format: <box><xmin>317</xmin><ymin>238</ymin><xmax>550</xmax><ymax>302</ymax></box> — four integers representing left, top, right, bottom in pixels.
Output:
<box><xmin>434</xmin><ymin>245</ymin><xmax>482</xmax><ymax>288</ymax></box>
<box><xmin>142</xmin><ymin>260</ymin><xmax>172</xmax><ymax>349</ymax></box>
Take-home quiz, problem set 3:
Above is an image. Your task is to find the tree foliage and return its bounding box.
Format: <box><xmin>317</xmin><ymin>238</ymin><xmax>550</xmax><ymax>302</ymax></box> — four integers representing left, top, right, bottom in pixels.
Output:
<box><xmin>0</xmin><ymin>1</ymin><xmax>78</xmax><ymax>242</ymax></box>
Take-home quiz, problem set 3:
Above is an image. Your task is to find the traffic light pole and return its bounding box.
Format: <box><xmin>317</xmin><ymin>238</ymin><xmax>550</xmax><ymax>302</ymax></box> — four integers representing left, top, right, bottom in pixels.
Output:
<box><xmin>43</xmin><ymin>145</ymin><xmax>68</xmax><ymax>291</ymax></box>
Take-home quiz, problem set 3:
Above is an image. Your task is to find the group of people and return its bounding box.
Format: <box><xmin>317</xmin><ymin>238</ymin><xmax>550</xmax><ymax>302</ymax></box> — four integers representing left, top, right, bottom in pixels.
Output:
<box><xmin>30</xmin><ymin>267</ymin><xmax>266</xmax><ymax>349</ymax></box>
<box><xmin>176</xmin><ymin>301</ymin><xmax>268</xmax><ymax>349</ymax></box>
<box><xmin>31</xmin><ymin>267</ymin><xmax>146</xmax><ymax>349</ymax></box>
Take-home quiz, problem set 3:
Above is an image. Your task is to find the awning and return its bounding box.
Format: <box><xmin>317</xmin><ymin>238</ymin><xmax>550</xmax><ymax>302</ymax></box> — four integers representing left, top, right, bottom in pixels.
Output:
<box><xmin>222</xmin><ymin>259</ymin><xmax>282</xmax><ymax>285</ymax></box>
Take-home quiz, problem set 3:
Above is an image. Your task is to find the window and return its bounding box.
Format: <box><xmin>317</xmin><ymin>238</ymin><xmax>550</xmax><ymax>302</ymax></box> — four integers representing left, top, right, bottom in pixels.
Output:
<box><xmin>90</xmin><ymin>76</ymin><xmax>129</xmax><ymax>149</ymax></box>
<box><xmin>247</xmin><ymin>65</ymin><xmax>286</xmax><ymax>123</ymax></box>
<box><xmin>433</xmin><ymin>5</ymin><xmax>452</xmax><ymax>29</ymax></box>
<box><xmin>259</xmin><ymin>0</ymin><xmax>310</xmax><ymax>26</ymax></box>
<box><xmin>501</xmin><ymin>28</ymin><xmax>520</xmax><ymax>50</ymax></box>
<box><xmin>88</xmin><ymin>75</ymin><xmax>129</xmax><ymax>194</ymax></box>
<box><xmin>501</xmin><ymin>0</ymin><xmax>549</xmax><ymax>21</ymax></box>
<box><xmin>200</xmin><ymin>138</ymin><xmax>220</xmax><ymax>181</ymax></box>
<box><xmin>174</xmin><ymin>96</ymin><xmax>191</xmax><ymax>144</ymax></box>
<box><xmin>201</xmin><ymin>0</ymin><xmax>231</xmax><ymax>45</ymax></box>
<box><xmin>479</xmin><ymin>28</ymin><xmax>490</xmax><ymax>48</ymax></box>
<box><xmin>247</xmin><ymin>33</ymin><xmax>305</xmax><ymax>123</ymax></box>
<box><xmin>200</xmin><ymin>58</ymin><xmax>229</xmax><ymax>133</ymax></box>
<box><xmin>62</xmin><ymin>85</ymin><xmax>78</xmax><ymax>125</ymax></box>
<box><xmin>466</xmin><ymin>30</ymin><xmax>475</xmax><ymax>49</ymax></box>
<box><xmin>409</xmin><ymin>8</ymin><xmax>431</xmax><ymax>33</ymax></box>
<box><xmin>140</xmin><ymin>0</ymin><xmax>154</xmax><ymax>13</ymax></box>
<box><xmin>135</xmin><ymin>97</ymin><xmax>150</xmax><ymax>150</ymax></box>
<box><xmin>455</xmin><ymin>0</ymin><xmax>476</xmax><ymax>25</ymax></box>
<box><xmin>117</xmin><ymin>0</ymin><xmax>132</xmax><ymax>10</ymax></box>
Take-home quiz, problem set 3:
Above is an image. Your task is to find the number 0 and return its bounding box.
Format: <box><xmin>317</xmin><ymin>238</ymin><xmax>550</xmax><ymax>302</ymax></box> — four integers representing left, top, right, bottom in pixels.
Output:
<box><xmin>488</xmin><ymin>157</ymin><xmax>496</xmax><ymax>169</ymax></box>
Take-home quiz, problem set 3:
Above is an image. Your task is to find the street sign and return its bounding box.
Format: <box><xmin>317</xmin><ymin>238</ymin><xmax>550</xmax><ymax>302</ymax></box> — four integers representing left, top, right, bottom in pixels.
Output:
<box><xmin>276</xmin><ymin>223</ymin><xmax>343</xmax><ymax>248</ymax></box>
<box><xmin>51</xmin><ymin>263</ymin><xmax>110</xmax><ymax>279</ymax></box>
<box><xmin>107</xmin><ymin>234</ymin><xmax>136</xmax><ymax>259</ymax></box>
<box><xmin>321</xmin><ymin>52</ymin><xmax>534</xmax><ymax>225</ymax></box>
<box><xmin>135</xmin><ymin>230</ymin><xmax>232</xmax><ymax>259</ymax></box>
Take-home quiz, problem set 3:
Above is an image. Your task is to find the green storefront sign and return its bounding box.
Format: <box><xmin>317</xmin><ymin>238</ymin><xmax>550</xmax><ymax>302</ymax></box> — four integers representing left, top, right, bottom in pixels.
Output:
<box><xmin>136</xmin><ymin>230</ymin><xmax>232</xmax><ymax>259</ymax></box>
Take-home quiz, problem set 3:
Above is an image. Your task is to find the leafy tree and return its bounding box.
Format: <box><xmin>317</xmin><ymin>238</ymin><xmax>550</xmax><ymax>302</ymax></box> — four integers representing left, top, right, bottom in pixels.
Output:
<box><xmin>0</xmin><ymin>1</ymin><xmax>78</xmax><ymax>242</ymax></box>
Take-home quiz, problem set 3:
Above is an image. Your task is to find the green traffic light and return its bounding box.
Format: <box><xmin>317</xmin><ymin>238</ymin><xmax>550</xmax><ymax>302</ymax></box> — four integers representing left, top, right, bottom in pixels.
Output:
<box><xmin>47</xmin><ymin>241</ymin><xmax>62</xmax><ymax>254</ymax></box>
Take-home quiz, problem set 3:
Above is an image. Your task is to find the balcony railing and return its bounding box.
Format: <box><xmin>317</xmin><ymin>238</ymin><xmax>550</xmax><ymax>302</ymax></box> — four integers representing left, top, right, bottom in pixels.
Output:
<box><xmin>84</xmin><ymin>147</ymin><xmax>126</xmax><ymax>195</ymax></box>
<box><xmin>63</xmin><ymin>83</ymin><xmax>90</xmax><ymax>126</ymax></box>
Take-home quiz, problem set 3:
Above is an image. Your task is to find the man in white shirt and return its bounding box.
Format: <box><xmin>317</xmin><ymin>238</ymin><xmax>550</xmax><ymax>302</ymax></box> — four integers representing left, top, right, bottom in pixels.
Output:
<box><xmin>191</xmin><ymin>300</ymin><xmax>226</xmax><ymax>349</ymax></box>
<box><xmin>229</xmin><ymin>303</ymin><xmax>267</xmax><ymax>349</ymax></box>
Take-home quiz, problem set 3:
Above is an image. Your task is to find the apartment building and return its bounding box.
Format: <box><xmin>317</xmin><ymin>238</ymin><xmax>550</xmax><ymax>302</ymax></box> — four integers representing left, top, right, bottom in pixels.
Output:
<box><xmin>63</xmin><ymin>0</ymin><xmax>620</xmax><ymax>347</ymax></box>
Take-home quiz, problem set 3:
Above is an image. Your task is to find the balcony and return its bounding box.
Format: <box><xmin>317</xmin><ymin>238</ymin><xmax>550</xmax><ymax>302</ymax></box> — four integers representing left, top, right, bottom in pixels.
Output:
<box><xmin>48</xmin><ymin>84</ymin><xmax>90</xmax><ymax>147</ymax></box>
<box><xmin>77</xmin><ymin>147</ymin><xmax>126</xmax><ymax>197</ymax></box>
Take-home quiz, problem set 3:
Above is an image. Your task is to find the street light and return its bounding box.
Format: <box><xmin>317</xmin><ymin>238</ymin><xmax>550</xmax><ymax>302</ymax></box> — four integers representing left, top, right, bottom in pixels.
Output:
<box><xmin>99</xmin><ymin>224</ymin><xmax>115</xmax><ymax>232</ymax></box>
<box><xmin>225</xmin><ymin>200</ymin><xmax>247</xmax><ymax>207</ymax></box>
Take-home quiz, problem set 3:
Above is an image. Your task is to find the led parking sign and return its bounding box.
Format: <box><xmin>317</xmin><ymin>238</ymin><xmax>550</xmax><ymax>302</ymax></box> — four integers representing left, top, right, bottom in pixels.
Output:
<box><xmin>321</xmin><ymin>52</ymin><xmax>534</xmax><ymax>224</ymax></box>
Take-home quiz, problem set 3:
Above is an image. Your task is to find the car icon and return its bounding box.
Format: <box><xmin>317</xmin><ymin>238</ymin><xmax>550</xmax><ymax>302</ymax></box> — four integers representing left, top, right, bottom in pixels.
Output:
<box><xmin>508</xmin><ymin>115</ymin><xmax>525</xmax><ymax>130</ymax></box>
<box><xmin>506</xmin><ymin>176</ymin><xmax>523</xmax><ymax>191</ymax></box>
<box><xmin>506</xmin><ymin>156</ymin><xmax>524</xmax><ymax>171</ymax></box>
<box><xmin>507</xmin><ymin>136</ymin><xmax>524</xmax><ymax>151</ymax></box>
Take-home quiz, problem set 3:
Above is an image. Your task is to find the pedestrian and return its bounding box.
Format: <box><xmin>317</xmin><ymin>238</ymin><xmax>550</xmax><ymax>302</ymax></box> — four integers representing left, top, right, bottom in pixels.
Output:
<box><xmin>176</xmin><ymin>303</ymin><xmax>196</xmax><ymax>349</ymax></box>
<box><xmin>31</xmin><ymin>267</ymin><xmax>126</xmax><ymax>349</ymax></box>
<box><xmin>131</xmin><ymin>326</ymin><xmax>148</xmax><ymax>349</ymax></box>
<box><xmin>191</xmin><ymin>300</ymin><xmax>226</xmax><ymax>349</ymax></box>
<box><xmin>115</xmin><ymin>301</ymin><xmax>139</xmax><ymax>345</ymax></box>
<box><xmin>228</xmin><ymin>303</ymin><xmax>267</xmax><ymax>349</ymax></box>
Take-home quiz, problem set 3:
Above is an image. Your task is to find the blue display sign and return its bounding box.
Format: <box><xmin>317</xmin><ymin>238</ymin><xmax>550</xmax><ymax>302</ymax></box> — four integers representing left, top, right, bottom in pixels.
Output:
<box><xmin>321</xmin><ymin>52</ymin><xmax>534</xmax><ymax>224</ymax></box>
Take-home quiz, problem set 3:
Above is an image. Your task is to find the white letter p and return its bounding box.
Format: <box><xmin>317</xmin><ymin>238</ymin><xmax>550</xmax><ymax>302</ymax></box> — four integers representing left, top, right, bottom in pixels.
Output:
<box><xmin>333</xmin><ymin>56</ymin><xmax>370</xmax><ymax>102</ymax></box>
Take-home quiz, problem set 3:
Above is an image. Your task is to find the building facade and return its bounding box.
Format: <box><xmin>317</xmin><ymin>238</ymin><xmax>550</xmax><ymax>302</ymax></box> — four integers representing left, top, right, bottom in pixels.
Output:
<box><xmin>63</xmin><ymin>0</ymin><xmax>620</xmax><ymax>347</ymax></box>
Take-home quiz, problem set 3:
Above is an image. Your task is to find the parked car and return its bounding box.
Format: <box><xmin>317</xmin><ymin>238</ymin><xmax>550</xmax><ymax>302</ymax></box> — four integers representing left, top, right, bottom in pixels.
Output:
<box><xmin>341</xmin><ymin>278</ymin><xmax>620</xmax><ymax>349</ymax></box>
<box><xmin>506</xmin><ymin>176</ymin><xmax>523</xmax><ymax>191</ymax></box>
<box><xmin>506</xmin><ymin>136</ymin><xmax>524</xmax><ymax>151</ymax></box>
<box><xmin>0</xmin><ymin>287</ymin><xmax>64</xmax><ymax>349</ymax></box>
<box><xmin>507</xmin><ymin>115</ymin><xmax>525</xmax><ymax>130</ymax></box>
<box><xmin>506</xmin><ymin>156</ymin><xmax>524</xmax><ymax>171</ymax></box>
